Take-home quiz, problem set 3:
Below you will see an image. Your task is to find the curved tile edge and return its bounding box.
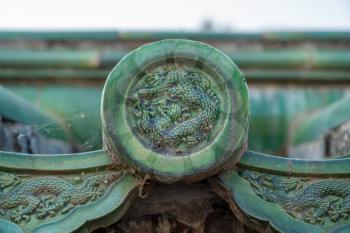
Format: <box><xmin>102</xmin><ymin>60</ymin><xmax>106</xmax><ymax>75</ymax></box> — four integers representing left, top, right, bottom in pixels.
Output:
<box><xmin>0</xmin><ymin>149</ymin><xmax>138</xmax><ymax>233</ymax></box>
<box><xmin>212</xmin><ymin>151</ymin><xmax>350</xmax><ymax>233</ymax></box>
<box><xmin>32</xmin><ymin>174</ymin><xmax>138</xmax><ymax>233</ymax></box>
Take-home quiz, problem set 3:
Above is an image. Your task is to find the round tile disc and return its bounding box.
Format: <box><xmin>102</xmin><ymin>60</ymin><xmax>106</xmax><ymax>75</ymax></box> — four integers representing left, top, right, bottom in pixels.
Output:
<box><xmin>102</xmin><ymin>39</ymin><xmax>249</xmax><ymax>183</ymax></box>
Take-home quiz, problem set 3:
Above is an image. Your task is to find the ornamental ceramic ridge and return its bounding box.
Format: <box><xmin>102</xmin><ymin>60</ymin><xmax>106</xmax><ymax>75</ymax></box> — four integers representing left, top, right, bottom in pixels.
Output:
<box><xmin>102</xmin><ymin>39</ymin><xmax>249</xmax><ymax>182</ymax></box>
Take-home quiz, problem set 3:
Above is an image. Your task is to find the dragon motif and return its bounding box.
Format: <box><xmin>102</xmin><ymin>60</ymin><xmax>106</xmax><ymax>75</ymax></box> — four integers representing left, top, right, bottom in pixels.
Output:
<box><xmin>0</xmin><ymin>172</ymin><xmax>119</xmax><ymax>223</ymax></box>
<box><xmin>240</xmin><ymin>170</ymin><xmax>350</xmax><ymax>225</ymax></box>
<box><xmin>130</xmin><ymin>69</ymin><xmax>220</xmax><ymax>155</ymax></box>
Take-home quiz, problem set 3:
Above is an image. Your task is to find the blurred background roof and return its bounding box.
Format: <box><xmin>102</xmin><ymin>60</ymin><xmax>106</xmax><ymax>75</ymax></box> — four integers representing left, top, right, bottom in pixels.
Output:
<box><xmin>1</xmin><ymin>0</ymin><xmax>350</xmax><ymax>31</ymax></box>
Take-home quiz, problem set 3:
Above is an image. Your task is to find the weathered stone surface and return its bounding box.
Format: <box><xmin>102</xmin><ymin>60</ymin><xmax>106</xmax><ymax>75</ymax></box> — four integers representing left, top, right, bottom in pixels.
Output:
<box><xmin>0</xmin><ymin>117</ymin><xmax>73</xmax><ymax>154</ymax></box>
<box><xmin>289</xmin><ymin>139</ymin><xmax>325</xmax><ymax>159</ymax></box>
<box><xmin>289</xmin><ymin>121</ymin><xmax>350</xmax><ymax>159</ymax></box>
<box><xmin>326</xmin><ymin>121</ymin><xmax>350</xmax><ymax>157</ymax></box>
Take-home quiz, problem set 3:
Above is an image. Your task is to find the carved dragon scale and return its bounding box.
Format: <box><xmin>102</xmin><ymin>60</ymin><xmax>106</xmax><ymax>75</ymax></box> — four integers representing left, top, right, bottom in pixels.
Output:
<box><xmin>129</xmin><ymin>69</ymin><xmax>220</xmax><ymax>155</ymax></box>
<box><xmin>1</xmin><ymin>39</ymin><xmax>350</xmax><ymax>233</ymax></box>
<box><xmin>0</xmin><ymin>172</ymin><xmax>119</xmax><ymax>223</ymax></box>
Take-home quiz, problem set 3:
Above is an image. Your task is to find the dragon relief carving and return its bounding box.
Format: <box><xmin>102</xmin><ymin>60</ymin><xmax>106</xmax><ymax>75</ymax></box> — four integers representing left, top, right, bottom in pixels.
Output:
<box><xmin>240</xmin><ymin>170</ymin><xmax>350</xmax><ymax>225</ymax></box>
<box><xmin>0</xmin><ymin>172</ymin><xmax>120</xmax><ymax>223</ymax></box>
<box><xmin>130</xmin><ymin>69</ymin><xmax>220</xmax><ymax>155</ymax></box>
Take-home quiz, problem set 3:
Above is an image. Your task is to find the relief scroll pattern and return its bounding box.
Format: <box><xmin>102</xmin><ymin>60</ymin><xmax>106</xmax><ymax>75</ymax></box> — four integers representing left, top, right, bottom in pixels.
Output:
<box><xmin>0</xmin><ymin>171</ymin><xmax>121</xmax><ymax>223</ymax></box>
<box><xmin>240</xmin><ymin>170</ymin><xmax>350</xmax><ymax>225</ymax></box>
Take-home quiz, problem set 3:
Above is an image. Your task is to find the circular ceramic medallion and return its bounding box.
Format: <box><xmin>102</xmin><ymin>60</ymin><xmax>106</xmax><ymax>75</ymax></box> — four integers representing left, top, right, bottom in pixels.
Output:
<box><xmin>127</xmin><ymin>66</ymin><xmax>222</xmax><ymax>156</ymax></box>
<box><xmin>102</xmin><ymin>39</ymin><xmax>249</xmax><ymax>183</ymax></box>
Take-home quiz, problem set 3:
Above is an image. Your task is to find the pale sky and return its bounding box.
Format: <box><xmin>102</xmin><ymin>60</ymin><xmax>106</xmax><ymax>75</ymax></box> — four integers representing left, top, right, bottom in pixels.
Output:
<box><xmin>1</xmin><ymin>0</ymin><xmax>350</xmax><ymax>31</ymax></box>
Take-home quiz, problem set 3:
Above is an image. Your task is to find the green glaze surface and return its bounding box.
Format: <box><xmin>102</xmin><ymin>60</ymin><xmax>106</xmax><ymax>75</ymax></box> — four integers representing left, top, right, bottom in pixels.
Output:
<box><xmin>239</xmin><ymin>151</ymin><xmax>350</xmax><ymax>175</ymax></box>
<box><xmin>244</xmin><ymin>69</ymin><xmax>350</xmax><ymax>82</ymax></box>
<box><xmin>0</xmin><ymin>69</ymin><xmax>109</xmax><ymax>80</ymax></box>
<box><xmin>0</xmin><ymin>149</ymin><xmax>138</xmax><ymax>233</ymax></box>
<box><xmin>6</xmin><ymin>82</ymin><xmax>347</xmax><ymax>154</ymax></box>
<box><xmin>0</xmin><ymin>50</ymin><xmax>101</xmax><ymax>68</ymax></box>
<box><xmin>31</xmin><ymin>175</ymin><xmax>137</xmax><ymax>233</ymax></box>
<box><xmin>248</xmin><ymin>86</ymin><xmax>345</xmax><ymax>154</ymax></box>
<box><xmin>0</xmin><ymin>150</ymin><xmax>110</xmax><ymax>171</ymax></box>
<box><xmin>0</xmin><ymin>86</ymin><xmax>68</xmax><ymax>140</ymax></box>
<box><xmin>126</xmin><ymin>67</ymin><xmax>222</xmax><ymax>156</ymax></box>
<box><xmin>215</xmin><ymin>151</ymin><xmax>350</xmax><ymax>232</ymax></box>
<box><xmin>6</xmin><ymin>85</ymin><xmax>103</xmax><ymax>151</ymax></box>
<box><xmin>0</xmin><ymin>219</ymin><xmax>24</xmax><ymax>233</ymax></box>
<box><xmin>292</xmin><ymin>95</ymin><xmax>350</xmax><ymax>145</ymax></box>
<box><xmin>2</xmin><ymin>37</ymin><xmax>350</xmax><ymax>233</ymax></box>
<box><xmin>102</xmin><ymin>39</ymin><xmax>249</xmax><ymax>183</ymax></box>
<box><xmin>217</xmin><ymin>171</ymin><xmax>322</xmax><ymax>233</ymax></box>
<box><xmin>2</xmin><ymin>69</ymin><xmax>350</xmax><ymax>83</ymax></box>
<box><xmin>1</xmin><ymin>30</ymin><xmax>350</xmax><ymax>41</ymax></box>
<box><xmin>2</xmin><ymin>49</ymin><xmax>350</xmax><ymax>69</ymax></box>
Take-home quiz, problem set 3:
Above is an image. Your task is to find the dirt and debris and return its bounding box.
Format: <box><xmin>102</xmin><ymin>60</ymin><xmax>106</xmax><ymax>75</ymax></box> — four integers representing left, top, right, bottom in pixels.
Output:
<box><xmin>0</xmin><ymin>117</ymin><xmax>73</xmax><ymax>154</ymax></box>
<box><xmin>94</xmin><ymin>182</ymin><xmax>257</xmax><ymax>233</ymax></box>
<box><xmin>326</xmin><ymin>121</ymin><xmax>350</xmax><ymax>157</ymax></box>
